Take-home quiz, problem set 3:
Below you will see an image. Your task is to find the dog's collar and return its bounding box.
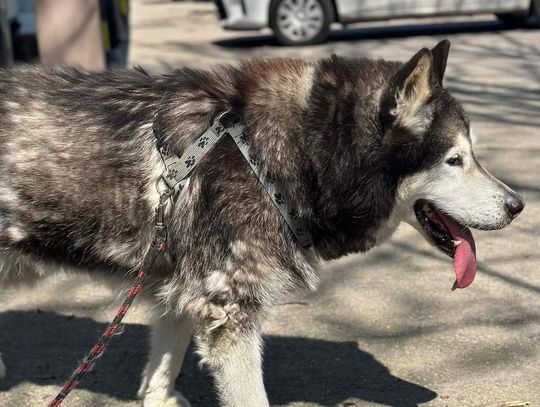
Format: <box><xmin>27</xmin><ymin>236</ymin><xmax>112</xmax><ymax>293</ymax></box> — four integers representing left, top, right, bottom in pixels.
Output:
<box><xmin>152</xmin><ymin>111</ymin><xmax>312</xmax><ymax>249</ymax></box>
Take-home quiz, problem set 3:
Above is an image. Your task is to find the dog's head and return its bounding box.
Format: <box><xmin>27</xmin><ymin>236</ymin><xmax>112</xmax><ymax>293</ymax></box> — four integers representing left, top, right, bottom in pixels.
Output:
<box><xmin>380</xmin><ymin>40</ymin><xmax>524</xmax><ymax>289</ymax></box>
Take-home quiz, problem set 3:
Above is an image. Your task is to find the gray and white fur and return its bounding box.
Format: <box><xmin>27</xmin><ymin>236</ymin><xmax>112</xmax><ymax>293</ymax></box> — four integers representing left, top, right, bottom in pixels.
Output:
<box><xmin>0</xmin><ymin>40</ymin><xmax>524</xmax><ymax>406</ymax></box>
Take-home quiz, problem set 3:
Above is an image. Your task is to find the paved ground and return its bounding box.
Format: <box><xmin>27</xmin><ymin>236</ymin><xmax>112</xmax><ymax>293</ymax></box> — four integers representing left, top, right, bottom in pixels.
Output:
<box><xmin>1</xmin><ymin>1</ymin><xmax>539</xmax><ymax>406</ymax></box>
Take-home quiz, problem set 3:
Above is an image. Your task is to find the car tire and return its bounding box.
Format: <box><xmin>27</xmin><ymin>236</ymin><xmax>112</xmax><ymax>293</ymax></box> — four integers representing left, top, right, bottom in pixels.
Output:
<box><xmin>270</xmin><ymin>0</ymin><xmax>334</xmax><ymax>46</ymax></box>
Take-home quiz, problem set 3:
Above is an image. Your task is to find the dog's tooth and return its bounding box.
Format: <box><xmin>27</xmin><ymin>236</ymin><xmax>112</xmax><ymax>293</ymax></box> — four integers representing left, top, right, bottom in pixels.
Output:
<box><xmin>453</xmin><ymin>240</ymin><xmax>462</xmax><ymax>247</ymax></box>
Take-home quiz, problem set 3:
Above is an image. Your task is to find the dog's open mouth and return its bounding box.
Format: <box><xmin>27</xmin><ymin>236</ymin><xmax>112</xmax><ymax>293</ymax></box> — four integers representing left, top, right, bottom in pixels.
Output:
<box><xmin>414</xmin><ymin>200</ymin><xmax>477</xmax><ymax>290</ymax></box>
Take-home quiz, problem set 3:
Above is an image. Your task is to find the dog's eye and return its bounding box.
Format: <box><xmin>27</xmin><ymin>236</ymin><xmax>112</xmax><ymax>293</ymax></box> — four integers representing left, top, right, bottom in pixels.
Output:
<box><xmin>446</xmin><ymin>154</ymin><xmax>463</xmax><ymax>166</ymax></box>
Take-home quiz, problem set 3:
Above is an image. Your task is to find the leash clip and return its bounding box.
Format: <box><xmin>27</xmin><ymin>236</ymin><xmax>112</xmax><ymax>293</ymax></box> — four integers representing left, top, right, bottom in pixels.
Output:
<box><xmin>154</xmin><ymin>191</ymin><xmax>170</xmax><ymax>242</ymax></box>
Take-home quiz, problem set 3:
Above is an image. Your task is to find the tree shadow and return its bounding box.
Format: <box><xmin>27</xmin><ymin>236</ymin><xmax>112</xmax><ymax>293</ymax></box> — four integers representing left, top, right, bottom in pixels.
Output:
<box><xmin>0</xmin><ymin>310</ymin><xmax>436</xmax><ymax>406</ymax></box>
<box><xmin>214</xmin><ymin>19</ymin><xmax>539</xmax><ymax>49</ymax></box>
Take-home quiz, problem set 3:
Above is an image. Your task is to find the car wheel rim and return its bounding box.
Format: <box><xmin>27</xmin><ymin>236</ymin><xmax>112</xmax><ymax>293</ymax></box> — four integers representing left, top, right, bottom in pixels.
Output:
<box><xmin>276</xmin><ymin>0</ymin><xmax>324</xmax><ymax>42</ymax></box>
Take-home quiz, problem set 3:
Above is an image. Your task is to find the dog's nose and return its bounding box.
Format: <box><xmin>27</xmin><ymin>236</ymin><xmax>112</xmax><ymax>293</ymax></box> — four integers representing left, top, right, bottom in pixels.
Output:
<box><xmin>505</xmin><ymin>193</ymin><xmax>525</xmax><ymax>218</ymax></box>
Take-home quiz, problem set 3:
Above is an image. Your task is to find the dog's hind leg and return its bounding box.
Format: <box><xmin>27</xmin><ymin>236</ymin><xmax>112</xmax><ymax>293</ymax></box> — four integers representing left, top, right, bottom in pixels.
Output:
<box><xmin>139</xmin><ymin>313</ymin><xmax>194</xmax><ymax>407</ymax></box>
<box><xmin>196</xmin><ymin>315</ymin><xmax>269</xmax><ymax>407</ymax></box>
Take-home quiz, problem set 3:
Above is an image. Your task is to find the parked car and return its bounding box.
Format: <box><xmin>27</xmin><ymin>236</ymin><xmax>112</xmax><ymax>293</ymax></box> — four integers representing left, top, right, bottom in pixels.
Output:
<box><xmin>214</xmin><ymin>0</ymin><xmax>539</xmax><ymax>45</ymax></box>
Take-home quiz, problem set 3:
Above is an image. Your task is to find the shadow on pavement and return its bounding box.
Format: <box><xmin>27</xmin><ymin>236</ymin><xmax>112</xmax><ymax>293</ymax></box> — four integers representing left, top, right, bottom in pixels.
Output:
<box><xmin>0</xmin><ymin>310</ymin><xmax>437</xmax><ymax>406</ymax></box>
<box><xmin>214</xmin><ymin>19</ymin><xmax>539</xmax><ymax>48</ymax></box>
<box><xmin>263</xmin><ymin>336</ymin><xmax>437</xmax><ymax>407</ymax></box>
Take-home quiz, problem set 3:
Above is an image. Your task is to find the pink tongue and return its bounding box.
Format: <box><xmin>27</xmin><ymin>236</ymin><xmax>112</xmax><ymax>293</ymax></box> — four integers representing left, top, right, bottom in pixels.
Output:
<box><xmin>436</xmin><ymin>212</ymin><xmax>477</xmax><ymax>290</ymax></box>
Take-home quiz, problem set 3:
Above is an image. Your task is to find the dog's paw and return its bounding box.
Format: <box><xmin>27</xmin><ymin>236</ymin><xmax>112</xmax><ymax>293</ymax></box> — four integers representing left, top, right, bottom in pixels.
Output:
<box><xmin>166</xmin><ymin>391</ymin><xmax>191</xmax><ymax>407</ymax></box>
<box><xmin>0</xmin><ymin>354</ymin><xmax>6</xmax><ymax>379</ymax></box>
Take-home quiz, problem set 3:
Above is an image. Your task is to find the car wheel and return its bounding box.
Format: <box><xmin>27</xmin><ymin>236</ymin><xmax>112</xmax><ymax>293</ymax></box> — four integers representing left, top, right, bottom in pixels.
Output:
<box><xmin>270</xmin><ymin>0</ymin><xmax>334</xmax><ymax>46</ymax></box>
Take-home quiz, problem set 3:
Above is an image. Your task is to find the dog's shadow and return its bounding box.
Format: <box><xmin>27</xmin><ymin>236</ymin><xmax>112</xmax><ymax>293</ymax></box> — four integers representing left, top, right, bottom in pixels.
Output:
<box><xmin>0</xmin><ymin>310</ymin><xmax>436</xmax><ymax>406</ymax></box>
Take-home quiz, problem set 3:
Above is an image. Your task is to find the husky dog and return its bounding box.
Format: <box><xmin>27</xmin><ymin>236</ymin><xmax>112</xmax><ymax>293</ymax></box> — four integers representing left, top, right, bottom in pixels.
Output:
<box><xmin>0</xmin><ymin>40</ymin><xmax>524</xmax><ymax>407</ymax></box>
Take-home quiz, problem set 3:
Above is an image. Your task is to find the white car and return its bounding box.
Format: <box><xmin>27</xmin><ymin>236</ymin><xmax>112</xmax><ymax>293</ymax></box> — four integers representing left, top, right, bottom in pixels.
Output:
<box><xmin>214</xmin><ymin>0</ymin><xmax>539</xmax><ymax>45</ymax></box>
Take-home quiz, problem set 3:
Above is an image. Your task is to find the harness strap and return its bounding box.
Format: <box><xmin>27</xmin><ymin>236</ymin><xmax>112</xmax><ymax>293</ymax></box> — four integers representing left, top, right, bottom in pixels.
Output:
<box><xmin>155</xmin><ymin>111</ymin><xmax>312</xmax><ymax>249</ymax></box>
<box><xmin>155</xmin><ymin>112</ymin><xmax>229</xmax><ymax>195</ymax></box>
<box><xmin>223</xmin><ymin>114</ymin><xmax>312</xmax><ymax>249</ymax></box>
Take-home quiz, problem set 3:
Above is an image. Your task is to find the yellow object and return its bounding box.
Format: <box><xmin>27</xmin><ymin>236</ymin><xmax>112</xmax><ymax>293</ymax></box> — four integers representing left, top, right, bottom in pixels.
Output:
<box><xmin>101</xmin><ymin>20</ymin><xmax>111</xmax><ymax>52</ymax></box>
<box><xmin>120</xmin><ymin>0</ymin><xmax>128</xmax><ymax>16</ymax></box>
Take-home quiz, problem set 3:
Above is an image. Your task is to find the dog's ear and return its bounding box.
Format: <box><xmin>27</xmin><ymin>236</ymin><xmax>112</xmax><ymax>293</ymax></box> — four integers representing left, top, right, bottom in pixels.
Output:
<box><xmin>381</xmin><ymin>48</ymin><xmax>435</xmax><ymax>146</ymax></box>
<box><xmin>431</xmin><ymin>39</ymin><xmax>450</xmax><ymax>86</ymax></box>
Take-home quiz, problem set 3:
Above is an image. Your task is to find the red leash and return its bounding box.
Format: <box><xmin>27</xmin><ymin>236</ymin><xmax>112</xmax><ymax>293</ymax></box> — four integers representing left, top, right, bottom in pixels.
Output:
<box><xmin>47</xmin><ymin>240</ymin><xmax>166</xmax><ymax>407</ymax></box>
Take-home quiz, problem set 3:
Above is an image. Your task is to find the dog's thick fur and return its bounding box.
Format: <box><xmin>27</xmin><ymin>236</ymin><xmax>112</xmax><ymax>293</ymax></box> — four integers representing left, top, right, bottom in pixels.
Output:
<box><xmin>0</xmin><ymin>41</ymin><xmax>523</xmax><ymax>406</ymax></box>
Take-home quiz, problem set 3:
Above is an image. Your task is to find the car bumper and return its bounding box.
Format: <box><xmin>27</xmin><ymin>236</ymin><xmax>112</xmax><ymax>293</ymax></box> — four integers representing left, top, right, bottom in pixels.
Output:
<box><xmin>214</xmin><ymin>0</ymin><xmax>269</xmax><ymax>30</ymax></box>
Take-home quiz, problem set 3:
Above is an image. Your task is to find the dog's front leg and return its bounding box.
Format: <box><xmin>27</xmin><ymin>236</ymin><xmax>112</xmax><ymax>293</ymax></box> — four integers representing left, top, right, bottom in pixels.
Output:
<box><xmin>196</xmin><ymin>316</ymin><xmax>269</xmax><ymax>407</ymax></box>
<box><xmin>138</xmin><ymin>313</ymin><xmax>194</xmax><ymax>407</ymax></box>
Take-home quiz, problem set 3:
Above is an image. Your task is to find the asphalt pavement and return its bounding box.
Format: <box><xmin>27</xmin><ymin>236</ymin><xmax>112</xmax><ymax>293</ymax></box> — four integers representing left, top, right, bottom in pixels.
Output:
<box><xmin>0</xmin><ymin>1</ymin><xmax>539</xmax><ymax>406</ymax></box>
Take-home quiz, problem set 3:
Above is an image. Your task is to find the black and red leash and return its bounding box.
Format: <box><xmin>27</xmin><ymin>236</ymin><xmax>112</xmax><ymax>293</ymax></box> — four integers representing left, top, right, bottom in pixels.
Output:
<box><xmin>47</xmin><ymin>174</ymin><xmax>172</xmax><ymax>406</ymax></box>
<box><xmin>47</xmin><ymin>236</ymin><xmax>166</xmax><ymax>407</ymax></box>
<box><xmin>46</xmin><ymin>92</ymin><xmax>179</xmax><ymax>406</ymax></box>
